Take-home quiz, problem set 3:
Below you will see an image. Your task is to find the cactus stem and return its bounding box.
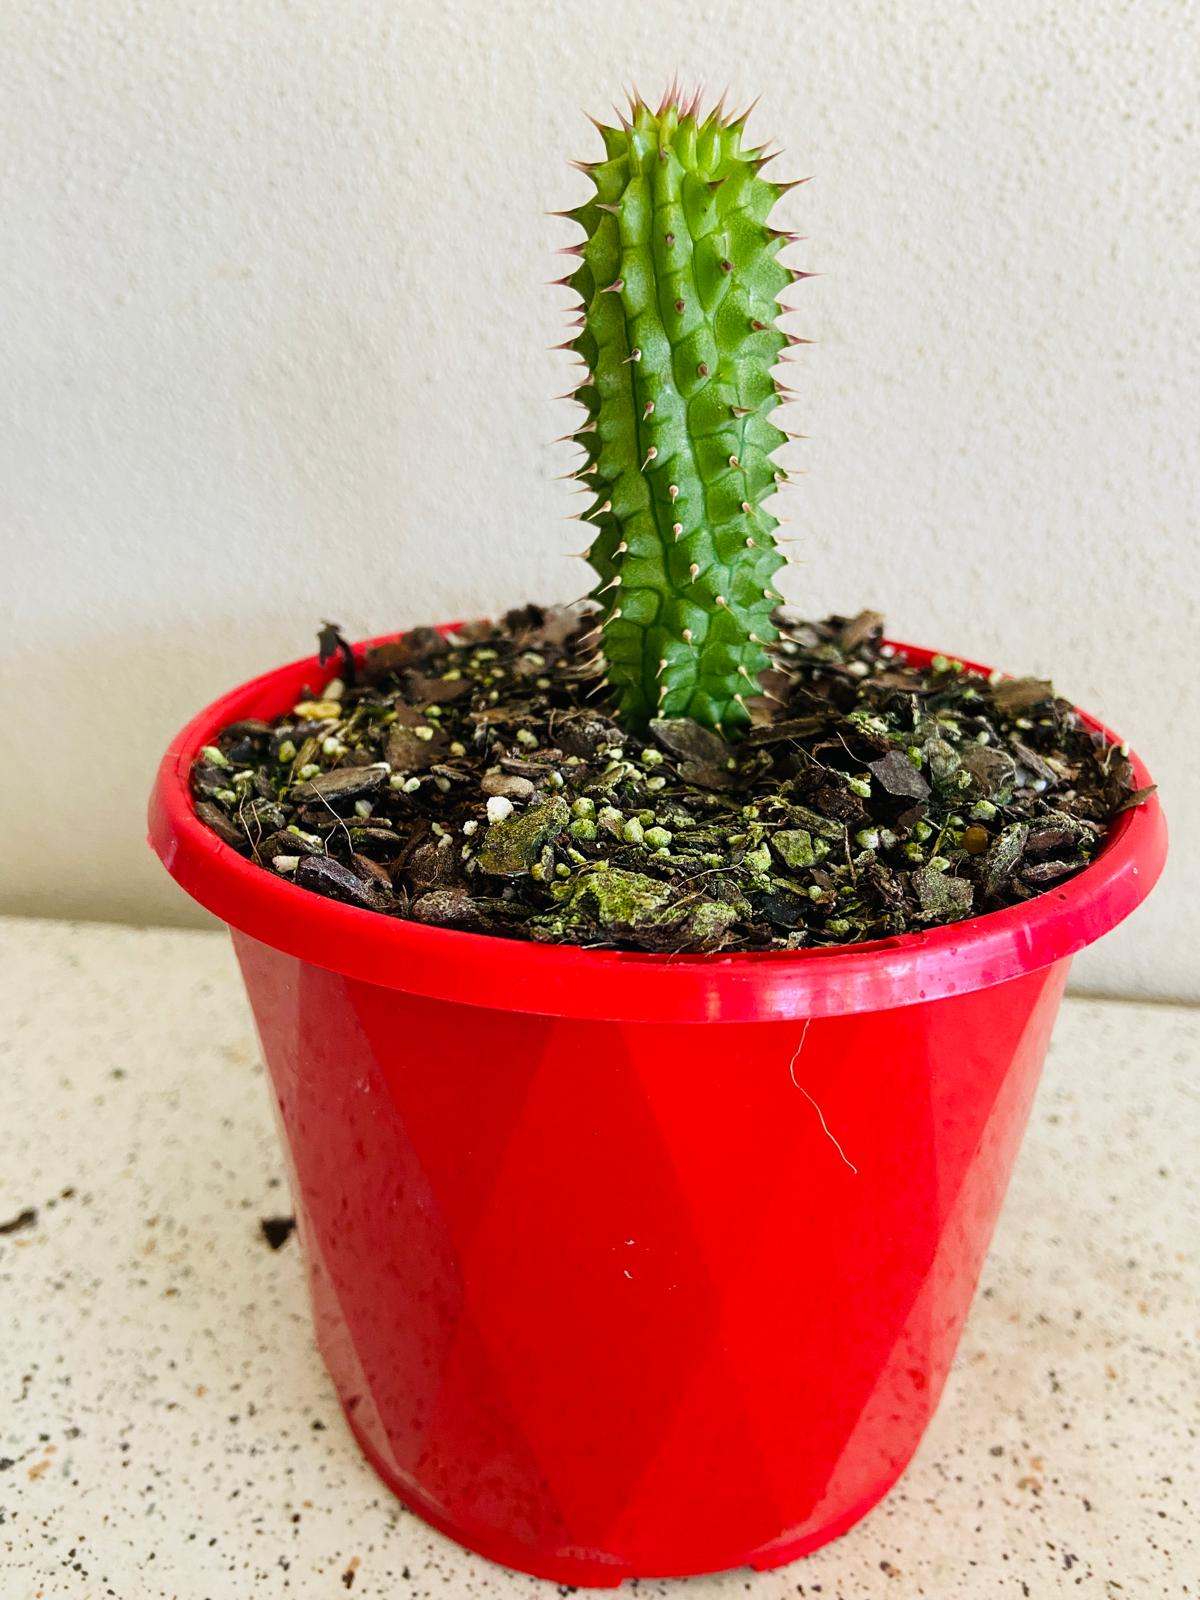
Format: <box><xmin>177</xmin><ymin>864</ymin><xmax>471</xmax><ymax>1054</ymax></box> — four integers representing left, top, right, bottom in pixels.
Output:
<box><xmin>564</xmin><ymin>90</ymin><xmax>806</xmax><ymax>731</ymax></box>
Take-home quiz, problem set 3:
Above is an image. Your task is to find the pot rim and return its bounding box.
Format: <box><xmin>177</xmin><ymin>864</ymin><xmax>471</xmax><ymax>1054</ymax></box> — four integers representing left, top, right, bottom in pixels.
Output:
<box><xmin>148</xmin><ymin>630</ymin><xmax>1167</xmax><ymax>1024</ymax></box>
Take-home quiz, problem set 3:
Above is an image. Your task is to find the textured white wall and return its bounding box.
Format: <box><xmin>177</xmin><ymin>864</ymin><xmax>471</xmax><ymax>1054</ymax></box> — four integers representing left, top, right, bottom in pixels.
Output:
<box><xmin>2</xmin><ymin>0</ymin><xmax>1195</xmax><ymax>998</ymax></box>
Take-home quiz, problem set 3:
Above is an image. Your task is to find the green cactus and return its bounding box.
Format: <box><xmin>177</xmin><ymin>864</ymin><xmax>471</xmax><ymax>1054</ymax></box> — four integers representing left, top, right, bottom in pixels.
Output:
<box><xmin>558</xmin><ymin>89</ymin><xmax>805</xmax><ymax>733</ymax></box>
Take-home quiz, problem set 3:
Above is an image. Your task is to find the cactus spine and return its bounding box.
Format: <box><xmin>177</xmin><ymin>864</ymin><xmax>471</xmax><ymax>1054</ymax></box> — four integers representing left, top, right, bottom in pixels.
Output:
<box><xmin>559</xmin><ymin>89</ymin><xmax>802</xmax><ymax>733</ymax></box>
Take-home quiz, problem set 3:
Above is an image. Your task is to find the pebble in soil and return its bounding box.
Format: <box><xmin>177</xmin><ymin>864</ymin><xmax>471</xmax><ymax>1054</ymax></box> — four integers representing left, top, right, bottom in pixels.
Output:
<box><xmin>188</xmin><ymin>606</ymin><xmax>1153</xmax><ymax>955</ymax></box>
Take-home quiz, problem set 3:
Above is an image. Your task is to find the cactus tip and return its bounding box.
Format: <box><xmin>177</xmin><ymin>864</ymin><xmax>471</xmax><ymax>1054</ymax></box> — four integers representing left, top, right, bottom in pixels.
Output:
<box><xmin>729</xmin><ymin>92</ymin><xmax>762</xmax><ymax>129</ymax></box>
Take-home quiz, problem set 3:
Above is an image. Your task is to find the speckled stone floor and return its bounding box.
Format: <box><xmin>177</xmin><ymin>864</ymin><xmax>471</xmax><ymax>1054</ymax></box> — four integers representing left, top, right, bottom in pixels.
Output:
<box><xmin>0</xmin><ymin>917</ymin><xmax>1195</xmax><ymax>1599</ymax></box>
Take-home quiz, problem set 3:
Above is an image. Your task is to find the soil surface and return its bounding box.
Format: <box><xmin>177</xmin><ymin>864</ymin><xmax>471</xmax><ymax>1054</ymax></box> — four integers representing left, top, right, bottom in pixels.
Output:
<box><xmin>190</xmin><ymin>607</ymin><xmax>1151</xmax><ymax>954</ymax></box>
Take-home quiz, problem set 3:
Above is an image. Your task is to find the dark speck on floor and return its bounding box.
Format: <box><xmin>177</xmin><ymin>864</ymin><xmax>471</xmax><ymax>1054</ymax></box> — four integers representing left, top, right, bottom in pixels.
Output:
<box><xmin>0</xmin><ymin>1206</ymin><xmax>37</xmax><ymax>1236</ymax></box>
<box><xmin>259</xmin><ymin>1215</ymin><xmax>296</xmax><ymax>1250</ymax></box>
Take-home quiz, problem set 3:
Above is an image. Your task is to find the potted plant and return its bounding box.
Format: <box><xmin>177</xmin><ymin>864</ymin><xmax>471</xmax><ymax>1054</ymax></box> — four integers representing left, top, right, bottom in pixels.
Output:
<box><xmin>150</xmin><ymin>90</ymin><xmax>1165</xmax><ymax>1586</ymax></box>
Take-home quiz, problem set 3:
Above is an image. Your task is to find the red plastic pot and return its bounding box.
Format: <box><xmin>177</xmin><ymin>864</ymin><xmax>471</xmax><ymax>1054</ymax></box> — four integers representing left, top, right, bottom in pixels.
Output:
<box><xmin>149</xmin><ymin>633</ymin><xmax>1165</xmax><ymax>1587</ymax></box>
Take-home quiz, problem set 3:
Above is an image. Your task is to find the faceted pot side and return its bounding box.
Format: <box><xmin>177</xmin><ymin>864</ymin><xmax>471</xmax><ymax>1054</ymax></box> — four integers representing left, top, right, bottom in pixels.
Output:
<box><xmin>234</xmin><ymin>933</ymin><xmax>1068</xmax><ymax>1585</ymax></box>
<box><xmin>148</xmin><ymin>633</ymin><xmax>1165</xmax><ymax>1584</ymax></box>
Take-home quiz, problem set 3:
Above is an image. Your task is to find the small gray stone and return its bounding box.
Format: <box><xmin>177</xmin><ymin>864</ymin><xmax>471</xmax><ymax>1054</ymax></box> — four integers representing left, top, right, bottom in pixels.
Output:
<box><xmin>289</xmin><ymin>766</ymin><xmax>388</xmax><ymax>804</ymax></box>
<box><xmin>193</xmin><ymin>801</ymin><xmax>244</xmax><ymax>848</ymax></box>
<box><xmin>869</xmin><ymin>749</ymin><xmax>932</xmax><ymax>801</ymax></box>
<box><xmin>481</xmin><ymin>772</ymin><xmax>536</xmax><ymax>801</ymax></box>
<box><xmin>985</xmin><ymin>822</ymin><xmax>1030</xmax><ymax>897</ymax></box>
<box><xmin>295</xmin><ymin>855</ymin><xmax>392</xmax><ymax>910</ymax></box>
